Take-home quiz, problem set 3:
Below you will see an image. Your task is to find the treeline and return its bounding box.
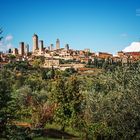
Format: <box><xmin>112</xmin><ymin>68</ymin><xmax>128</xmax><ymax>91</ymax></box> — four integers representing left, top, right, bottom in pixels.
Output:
<box><xmin>0</xmin><ymin>61</ymin><xmax>140</xmax><ymax>139</ymax></box>
<box><xmin>86</xmin><ymin>57</ymin><xmax>128</xmax><ymax>71</ymax></box>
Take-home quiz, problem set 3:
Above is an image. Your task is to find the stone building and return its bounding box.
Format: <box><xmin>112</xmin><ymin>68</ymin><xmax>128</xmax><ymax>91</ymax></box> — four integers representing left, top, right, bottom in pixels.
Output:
<box><xmin>19</xmin><ymin>42</ymin><xmax>25</xmax><ymax>56</ymax></box>
<box><xmin>56</xmin><ymin>38</ymin><xmax>60</xmax><ymax>50</ymax></box>
<box><xmin>44</xmin><ymin>59</ymin><xmax>59</xmax><ymax>68</ymax></box>
<box><xmin>32</xmin><ymin>34</ymin><xmax>39</xmax><ymax>53</ymax></box>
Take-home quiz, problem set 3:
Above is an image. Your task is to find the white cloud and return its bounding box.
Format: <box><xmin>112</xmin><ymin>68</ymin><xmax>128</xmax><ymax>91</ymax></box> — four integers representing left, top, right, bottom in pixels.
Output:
<box><xmin>120</xmin><ymin>33</ymin><xmax>128</xmax><ymax>37</ymax></box>
<box><xmin>0</xmin><ymin>34</ymin><xmax>14</xmax><ymax>52</ymax></box>
<box><xmin>123</xmin><ymin>42</ymin><xmax>140</xmax><ymax>52</ymax></box>
<box><xmin>5</xmin><ymin>35</ymin><xmax>13</xmax><ymax>41</ymax></box>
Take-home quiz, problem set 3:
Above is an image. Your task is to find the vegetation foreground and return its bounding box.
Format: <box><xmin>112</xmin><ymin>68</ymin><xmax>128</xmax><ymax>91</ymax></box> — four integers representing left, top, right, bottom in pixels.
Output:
<box><xmin>0</xmin><ymin>60</ymin><xmax>140</xmax><ymax>140</ymax></box>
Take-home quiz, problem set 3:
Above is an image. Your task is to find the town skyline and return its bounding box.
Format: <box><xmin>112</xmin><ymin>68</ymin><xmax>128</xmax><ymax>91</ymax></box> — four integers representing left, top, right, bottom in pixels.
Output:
<box><xmin>1</xmin><ymin>32</ymin><xmax>140</xmax><ymax>55</ymax></box>
<box><xmin>1</xmin><ymin>31</ymin><xmax>140</xmax><ymax>72</ymax></box>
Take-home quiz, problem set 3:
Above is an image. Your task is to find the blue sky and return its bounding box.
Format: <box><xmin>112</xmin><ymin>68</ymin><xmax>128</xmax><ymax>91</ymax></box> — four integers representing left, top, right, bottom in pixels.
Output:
<box><xmin>1</xmin><ymin>0</ymin><xmax>140</xmax><ymax>53</ymax></box>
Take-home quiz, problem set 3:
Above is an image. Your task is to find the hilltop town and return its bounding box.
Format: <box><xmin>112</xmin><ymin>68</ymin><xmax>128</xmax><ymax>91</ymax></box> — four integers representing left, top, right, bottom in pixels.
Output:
<box><xmin>0</xmin><ymin>33</ymin><xmax>140</xmax><ymax>70</ymax></box>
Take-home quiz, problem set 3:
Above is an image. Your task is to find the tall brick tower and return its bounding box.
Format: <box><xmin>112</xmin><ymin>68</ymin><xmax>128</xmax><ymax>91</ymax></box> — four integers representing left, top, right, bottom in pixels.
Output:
<box><xmin>19</xmin><ymin>42</ymin><xmax>25</xmax><ymax>56</ymax></box>
<box><xmin>32</xmin><ymin>34</ymin><xmax>39</xmax><ymax>53</ymax></box>
<box><xmin>56</xmin><ymin>38</ymin><xmax>60</xmax><ymax>50</ymax></box>
<box><xmin>39</xmin><ymin>40</ymin><xmax>44</xmax><ymax>52</ymax></box>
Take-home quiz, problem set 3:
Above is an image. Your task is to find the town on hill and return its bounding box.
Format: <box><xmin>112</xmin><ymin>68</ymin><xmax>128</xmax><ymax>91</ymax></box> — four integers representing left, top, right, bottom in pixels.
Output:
<box><xmin>1</xmin><ymin>33</ymin><xmax>140</xmax><ymax>70</ymax></box>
